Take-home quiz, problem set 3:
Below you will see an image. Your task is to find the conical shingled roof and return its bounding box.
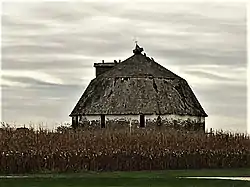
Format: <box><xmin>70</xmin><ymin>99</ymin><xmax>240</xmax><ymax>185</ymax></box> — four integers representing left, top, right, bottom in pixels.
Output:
<box><xmin>70</xmin><ymin>45</ymin><xmax>207</xmax><ymax>117</ymax></box>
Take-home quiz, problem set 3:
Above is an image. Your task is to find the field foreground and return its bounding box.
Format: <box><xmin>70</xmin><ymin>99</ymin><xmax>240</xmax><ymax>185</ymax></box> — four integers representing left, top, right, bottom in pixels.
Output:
<box><xmin>0</xmin><ymin>169</ymin><xmax>250</xmax><ymax>187</ymax></box>
<box><xmin>0</xmin><ymin>127</ymin><xmax>249</xmax><ymax>173</ymax></box>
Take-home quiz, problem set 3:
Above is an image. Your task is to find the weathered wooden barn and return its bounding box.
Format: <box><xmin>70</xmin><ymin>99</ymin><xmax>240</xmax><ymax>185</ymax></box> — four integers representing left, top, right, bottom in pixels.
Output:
<box><xmin>69</xmin><ymin>44</ymin><xmax>208</xmax><ymax>131</ymax></box>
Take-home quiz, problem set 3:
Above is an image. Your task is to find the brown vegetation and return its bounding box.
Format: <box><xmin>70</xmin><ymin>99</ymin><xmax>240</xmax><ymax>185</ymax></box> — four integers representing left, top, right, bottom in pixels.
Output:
<box><xmin>0</xmin><ymin>124</ymin><xmax>249</xmax><ymax>174</ymax></box>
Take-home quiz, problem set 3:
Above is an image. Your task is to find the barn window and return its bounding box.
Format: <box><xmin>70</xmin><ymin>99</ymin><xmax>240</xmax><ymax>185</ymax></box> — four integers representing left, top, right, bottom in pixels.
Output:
<box><xmin>140</xmin><ymin>115</ymin><xmax>145</xmax><ymax>128</ymax></box>
<box><xmin>101</xmin><ymin>114</ymin><xmax>105</xmax><ymax>128</ymax></box>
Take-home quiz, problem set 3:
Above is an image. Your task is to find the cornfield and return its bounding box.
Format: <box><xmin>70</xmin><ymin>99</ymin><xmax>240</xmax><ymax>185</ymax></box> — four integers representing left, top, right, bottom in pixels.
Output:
<box><xmin>0</xmin><ymin>124</ymin><xmax>249</xmax><ymax>174</ymax></box>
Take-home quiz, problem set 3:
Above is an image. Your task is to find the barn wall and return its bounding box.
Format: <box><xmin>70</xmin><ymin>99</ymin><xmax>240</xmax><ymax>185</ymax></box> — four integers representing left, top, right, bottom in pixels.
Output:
<box><xmin>105</xmin><ymin>115</ymin><xmax>139</xmax><ymax>121</ymax></box>
<box><xmin>79</xmin><ymin>115</ymin><xmax>139</xmax><ymax>123</ymax></box>
<box><xmin>145</xmin><ymin>114</ymin><xmax>205</xmax><ymax>131</ymax></box>
<box><xmin>145</xmin><ymin>114</ymin><xmax>205</xmax><ymax>123</ymax></box>
<box><xmin>77</xmin><ymin>114</ymin><xmax>205</xmax><ymax>131</ymax></box>
<box><xmin>80</xmin><ymin>115</ymin><xmax>101</xmax><ymax>121</ymax></box>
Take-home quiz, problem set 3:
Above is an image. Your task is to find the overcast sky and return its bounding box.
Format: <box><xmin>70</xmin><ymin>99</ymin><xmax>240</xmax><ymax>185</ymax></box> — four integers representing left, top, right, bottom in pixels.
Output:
<box><xmin>1</xmin><ymin>2</ymin><xmax>247</xmax><ymax>132</ymax></box>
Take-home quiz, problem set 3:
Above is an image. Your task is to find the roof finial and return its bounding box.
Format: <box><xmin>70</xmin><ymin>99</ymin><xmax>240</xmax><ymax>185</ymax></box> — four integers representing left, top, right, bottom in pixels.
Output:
<box><xmin>133</xmin><ymin>42</ymin><xmax>144</xmax><ymax>54</ymax></box>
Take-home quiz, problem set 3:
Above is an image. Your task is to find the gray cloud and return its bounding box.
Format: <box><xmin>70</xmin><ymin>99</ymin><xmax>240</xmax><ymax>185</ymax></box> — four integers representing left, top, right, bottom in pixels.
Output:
<box><xmin>1</xmin><ymin>2</ymin><xmax>247</xmax><ymax>132</ymax></box>
<box><xmin>2</xmin><ymin>82</ymin><xmax>84</xmax><ymax>124</ymax></box>
<box><xmin>183</xmin><ymin>70</ymin><xmax>243</xmax><ymax>82</ymax></box>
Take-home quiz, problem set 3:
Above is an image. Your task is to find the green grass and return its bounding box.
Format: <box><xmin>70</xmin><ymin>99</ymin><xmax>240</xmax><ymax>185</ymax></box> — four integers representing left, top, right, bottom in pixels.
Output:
<box><xmin>0</xmin><ymin>169</ymin><xmax>249</xmax><ymax>187</ymax></box>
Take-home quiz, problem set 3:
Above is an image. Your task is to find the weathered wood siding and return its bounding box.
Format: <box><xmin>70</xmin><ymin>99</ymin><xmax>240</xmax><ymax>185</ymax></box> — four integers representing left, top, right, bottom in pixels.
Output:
<box><xmin>76</xmin><ymin>114</ymin><xmax>205</xmax><ymax>131</ymax></box>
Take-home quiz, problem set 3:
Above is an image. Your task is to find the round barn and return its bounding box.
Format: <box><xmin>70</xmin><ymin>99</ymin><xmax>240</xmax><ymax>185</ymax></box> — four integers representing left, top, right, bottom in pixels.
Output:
<box><xmin>69</xmin><ymin>44</ymin><xmax>208</xmax><ymax>131</ymax></box>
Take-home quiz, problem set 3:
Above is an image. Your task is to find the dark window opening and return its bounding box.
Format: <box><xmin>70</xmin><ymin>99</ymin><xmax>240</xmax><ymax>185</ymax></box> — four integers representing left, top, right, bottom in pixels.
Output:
<box><xmin>101</xmin><ymin>114</ymin><xmax>105</xmax><ymax>128</ymax></box>
<box><xmin>152</xmin><ymin>80</ymin><xmax>158</xmax><ymax>93</ymax></box>
<box><xmin>140</xmin><ymin>115</ymin><xmax>145</xmax><ymax>128</ymax></box>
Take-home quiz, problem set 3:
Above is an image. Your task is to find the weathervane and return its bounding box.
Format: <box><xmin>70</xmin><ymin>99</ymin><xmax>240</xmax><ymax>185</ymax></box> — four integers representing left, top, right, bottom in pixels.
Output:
<box><xmin>133</xmin><ymin>36</ymin><xmax>138</xmax><ymax>45</ymax></box>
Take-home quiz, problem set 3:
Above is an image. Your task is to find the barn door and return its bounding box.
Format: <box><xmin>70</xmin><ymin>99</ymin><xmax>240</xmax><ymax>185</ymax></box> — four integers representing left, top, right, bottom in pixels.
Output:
<box><xmin>140</xmin><ymin>114</ymin><xmax>145</xmax><ymax>128</ymax></box>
